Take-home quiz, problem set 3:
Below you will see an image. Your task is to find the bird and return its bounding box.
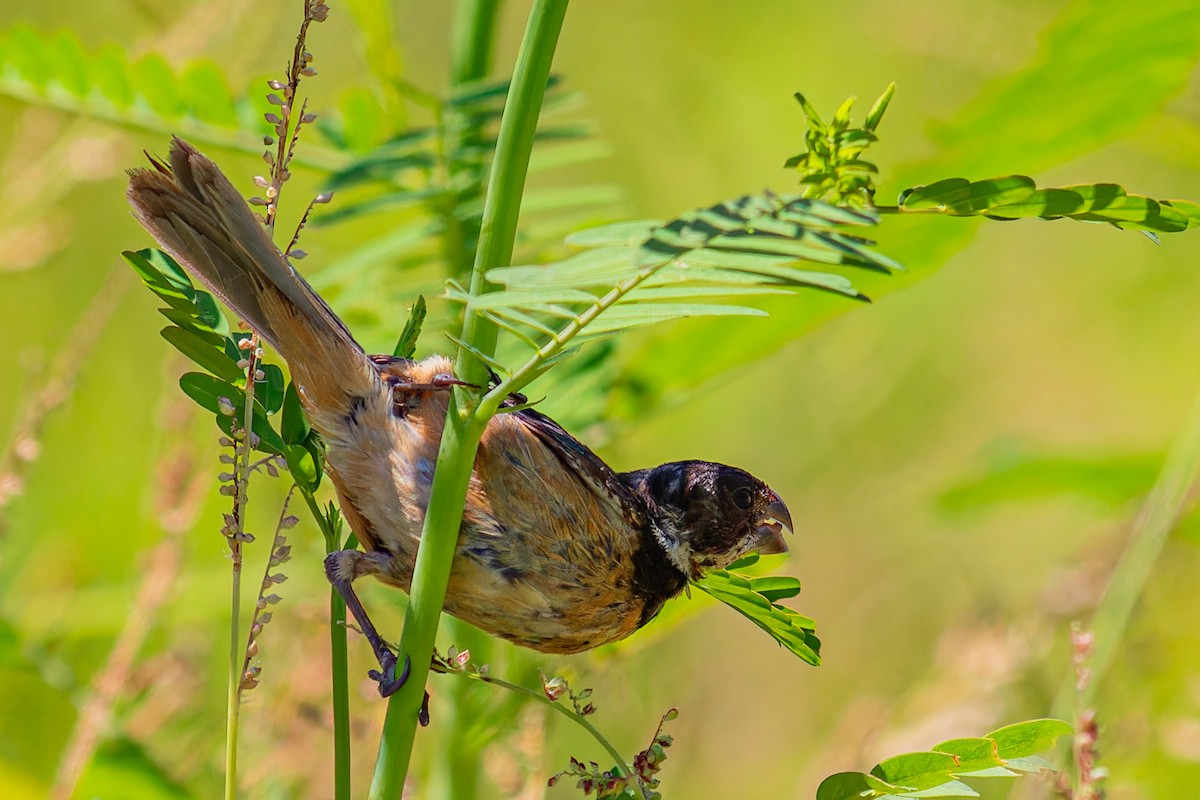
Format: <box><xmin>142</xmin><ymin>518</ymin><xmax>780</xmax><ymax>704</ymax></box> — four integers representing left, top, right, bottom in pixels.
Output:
<box><xmin>126</xmin><ymin>137</ymin><xmax>793</xmax><ymax>697</ymax></box>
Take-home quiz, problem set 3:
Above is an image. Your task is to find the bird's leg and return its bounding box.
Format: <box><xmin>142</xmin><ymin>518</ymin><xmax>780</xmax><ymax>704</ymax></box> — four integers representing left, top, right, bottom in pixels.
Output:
<box><xmin>324</xmin><ymin>550</ymin><xmax>410</xmax><ymax>697</ymax></box>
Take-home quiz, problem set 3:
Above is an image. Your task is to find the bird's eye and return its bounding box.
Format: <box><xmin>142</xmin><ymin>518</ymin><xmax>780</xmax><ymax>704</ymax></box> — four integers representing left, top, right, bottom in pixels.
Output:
<box><xmin>731</xmin><ymin>486</ymin><xmax>754</xmax><ymax>510</ymax></box>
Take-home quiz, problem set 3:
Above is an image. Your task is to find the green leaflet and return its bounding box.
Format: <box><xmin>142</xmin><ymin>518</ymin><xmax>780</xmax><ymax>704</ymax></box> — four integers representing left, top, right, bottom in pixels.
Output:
<box><xmin>898</xmin><ymin>176</ymin><xmax>1200</xmax><ymax>233</ymax></box>
<box><xmin>691</xmin><ymin>568</ymin><xmax>820</xmax><ymax>666</ymax></box>
<box><xmin>456</xmin><ymin>191</ymin><xmax>899</xmax><ymax>398</ymax></box>
<box><xmin>816</xmin><ymin>719</ymin><xmax>1072</xmax><ymax>800</ymax></box>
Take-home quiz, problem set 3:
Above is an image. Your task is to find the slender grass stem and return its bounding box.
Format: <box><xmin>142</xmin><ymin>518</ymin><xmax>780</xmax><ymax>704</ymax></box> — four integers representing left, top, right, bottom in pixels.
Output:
<box><xmin>367</xmin><ymin>3</ymin><xmax>570</xmax><ymax>797</ymax></box>
<box><xmin>1054</xmin><ymin>383</ymin><xmax>1200</xmax><ymax>715</ymax></box>
<box><xmin>300</xmin><ymin>489</ymin><xmax>354</xmax><ymax>800</ymax></box>
<box><xmin>224</xmin><ymin>337</ymin><xmax>261</xmax><ymax>800</ymax></box>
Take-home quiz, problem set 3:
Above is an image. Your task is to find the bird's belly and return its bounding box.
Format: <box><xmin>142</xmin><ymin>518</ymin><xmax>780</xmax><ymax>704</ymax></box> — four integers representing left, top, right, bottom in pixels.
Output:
<box><xmin>442</xmin><ymin>559</ymin><xmax>648</xmax><ymax>653</ymax></box>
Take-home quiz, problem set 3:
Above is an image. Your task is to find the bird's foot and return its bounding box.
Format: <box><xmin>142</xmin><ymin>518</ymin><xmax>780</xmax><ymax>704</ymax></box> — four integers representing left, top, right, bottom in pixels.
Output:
<box><xmin>368</xmin><ymin>650</ymin><xmax>411</xmax><ymax>698</ymax></box>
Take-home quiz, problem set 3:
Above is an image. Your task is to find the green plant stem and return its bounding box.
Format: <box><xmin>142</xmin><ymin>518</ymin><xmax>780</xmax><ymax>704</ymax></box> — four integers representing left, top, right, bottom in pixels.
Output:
<box><xmin>434</xmin><ymin>5</ymin><xmax>504</xmax><ymax>798</ymax></box>
<box><xmin>450</xmin><ymin>0</ymin><xmax>500</xmax><ymax>86</ymax></box>
<box><xmin>225</xmin><ymin>341</ymin><xmax>260</xmax><ymax>800</ymax></box>
<box><xmin>302</xmin><ymin>489</ymin><xmax>353</xmax><ymax>800</ymax></box>
<box><xmin>225</xmin><ymin>562</ymin><xmax>242</xmax><ymax>800</ymax></box>
<box><xmin>478</xmin><ymin>259</ymin><xmax>665</xmax><ymax>415</ymax></box>
<box><xmin>1054</xmin><ymin>383</ymin><xmax>1200</xmax><ymax>715</ymax></box>
<box><xmin>367</xmin><ymin>3</ymin><xmax>569</xmax><ymax>797</ymax></box>
<box><xmin>437</xmin><ymin>666</ymin><xmax>643</xmax><ymax>794</ymax></box>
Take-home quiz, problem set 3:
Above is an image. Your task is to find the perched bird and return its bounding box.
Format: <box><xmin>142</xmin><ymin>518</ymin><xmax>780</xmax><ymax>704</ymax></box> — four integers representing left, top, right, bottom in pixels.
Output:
<box><xmin>127</xmin><ymin>138</ymin><xmax>793</xmax><ymax>696</ymax></box>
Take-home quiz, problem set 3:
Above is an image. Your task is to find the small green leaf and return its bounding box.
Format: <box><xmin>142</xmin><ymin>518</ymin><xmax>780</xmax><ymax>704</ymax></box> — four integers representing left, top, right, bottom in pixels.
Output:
<box><xmin>692</xmin><ymin>569</ymin><xmax>820</xmax><ymax>665</ymax></box>
<box><xmin>132</xmin><ymin>53</ymin><xmax>186</xmax><ymax>117</ymax></box>
<box><xmin>393</xmin><ymin>294</ymin><xmax>426</xmax><ymax>358</ymax></box>
<box><xmin>90</xmin><ymin>43</ymin><xmax>135</xmax><ymax>108</ymax></box>
<box><xmin>986</xmin><ymin>719</ymin><xmax>1073</xmax><ymax>760</ymax></box>
<box><xmin>191</xmin><ymin>290</ymin><xmax>230</xmax><ymax>336</ymax></box>
<box><xmin>284</xmin><ymin>443</ymin><xmax>321</xmax><ymax>492</ymax></box>
<box><xmin>178</xmin><ymin>372</ymin><xmax>284</xmax><ymax>454</ymax></box>
<box><xmin>122</xmin><ymin>249</ymin><xmax>194</xmax><ymax>301</ymax></box>
<box><xmin>179</xmin><ymin>372</ymin><xmax>241</xmax><ymax>416</ymax></box>
<box><xmin>179</xmin><ymin>60</ymin><xmax>238</xmax><ymax>127</ymax></box>
<box><xmin>160</xmin><ymin>326</ymin><xmax>245</xmax><ymax>383</ymax></box>
<box><xmin>872</xmin><ymin>752</ymin><xmax>964</xmax><ymax>791</ymax></box>
<box><xmin>256</xmin><ymin>363</ymin><xmax>286</xmax><ymax>415</ymax></box>
<box><xmin>746</xmin><ymin>575</ymin><xmax>802</xmax><ymax>601</ymax></box>
<box><xmin>46</xmin><ymin>30</ymin><xmax>89</xmax><ymax>97</ymax></box>
<box><xmin>281</xmin><ymin>382</ymin><xmax>311</xmax><ymax>445</ymax></box>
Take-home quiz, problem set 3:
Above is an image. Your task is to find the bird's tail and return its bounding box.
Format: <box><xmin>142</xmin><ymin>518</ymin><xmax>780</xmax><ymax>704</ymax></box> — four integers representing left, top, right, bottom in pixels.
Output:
<box><xmin>127</xmin><ymin>137</ymin><xmax>376</xmax><ymax>408</ymax></box>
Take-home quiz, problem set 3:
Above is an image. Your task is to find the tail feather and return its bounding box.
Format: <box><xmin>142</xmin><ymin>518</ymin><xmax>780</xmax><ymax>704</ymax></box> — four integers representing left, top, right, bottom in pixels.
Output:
<box><xmin>127</xmin><ymin>137</ymin><xmax>377</xmax><ymax>405</ymax></box>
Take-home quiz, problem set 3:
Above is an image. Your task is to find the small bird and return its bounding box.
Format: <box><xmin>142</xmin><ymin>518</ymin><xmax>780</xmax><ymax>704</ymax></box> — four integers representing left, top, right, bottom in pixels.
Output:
<box><xmin>127</xmin><ymin>138</ymin><xmax>792</xmax><ymax>696</ymax></box>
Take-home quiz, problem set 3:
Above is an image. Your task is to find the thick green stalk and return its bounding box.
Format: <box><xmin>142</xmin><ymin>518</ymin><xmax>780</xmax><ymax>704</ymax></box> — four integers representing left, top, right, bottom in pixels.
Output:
<box><xmin>304</xmin><ymin>489</ymin><xmax>354</xmax><ymax>800</ymax></box>
<box><xmin>367</xmin><ymin>4</ymin><xmax>571</xmax><ymax>797</ymax></box>
<box><xmin>434</xmin><ymin>3</ymin><xmax>503</xmax><ymax>797</ymax></box>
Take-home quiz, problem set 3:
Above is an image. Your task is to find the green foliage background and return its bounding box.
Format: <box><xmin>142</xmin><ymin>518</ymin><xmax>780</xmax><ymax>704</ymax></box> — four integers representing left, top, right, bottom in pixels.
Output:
<box><xmin>2</xmin><ymin>1</ymin><xmax>1200</xmax><ymax>798</ymax></box>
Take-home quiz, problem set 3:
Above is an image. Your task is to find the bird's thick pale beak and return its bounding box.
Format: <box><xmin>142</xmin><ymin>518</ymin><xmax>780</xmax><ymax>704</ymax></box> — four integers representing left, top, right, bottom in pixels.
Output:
<box><xmin>755</xmin><ymin>491</ymin><xmax>792</xmax><ymax>555</ymax></box>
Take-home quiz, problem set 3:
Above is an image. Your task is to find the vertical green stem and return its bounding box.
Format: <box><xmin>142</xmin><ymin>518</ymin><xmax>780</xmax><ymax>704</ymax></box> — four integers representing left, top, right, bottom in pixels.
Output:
<box><xmin>225</xmin><ymin>561</ymin><xmax>242</xmax><ymax>800</ymax></box>
<box><xmin>302</xmin><ymin>488</ymin><xmax>354</xmax><ymax>800</ymax></box>
<box><xmin>450</xmin><ymin>0</ymin><xmax>500</xmax><ymax>85</ymax></box>
<box><xmin>1054</xmin><ymin>383</ymin><xmax>1200</xmax><ymax>715</ymax></box>
<box><xmin>367</xmin><ymin>2</ymin><xmax>570</xmax><ymax>798</ymax></box>
<box><xmin>434</xmin><ymin>4</ymin><xmax>504</xmax><ymax>798</ymax></box>
<box><xmin>225</xmin><ymin>341</ymin><xmax>261</xmax><ymax>800</ymax></box>
<box><xmin>329</xmin><ymin>588</ymin><xmax>351</xmax><ymax>797</ymax></box>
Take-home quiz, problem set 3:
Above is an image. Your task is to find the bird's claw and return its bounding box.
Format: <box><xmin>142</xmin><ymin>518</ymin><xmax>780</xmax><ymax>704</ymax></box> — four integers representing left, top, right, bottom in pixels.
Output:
<box><xmin>368</xmin><ymin>650</ymin><xmax>411</xmax><ymax>698</ymax></box>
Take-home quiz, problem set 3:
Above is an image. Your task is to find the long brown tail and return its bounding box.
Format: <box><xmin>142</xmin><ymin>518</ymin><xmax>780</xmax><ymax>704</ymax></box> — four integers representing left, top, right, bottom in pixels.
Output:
<box><xmin>127</xmin><ymin>137</ymin><xmax>376</xmax><ymax>405</ymax></box>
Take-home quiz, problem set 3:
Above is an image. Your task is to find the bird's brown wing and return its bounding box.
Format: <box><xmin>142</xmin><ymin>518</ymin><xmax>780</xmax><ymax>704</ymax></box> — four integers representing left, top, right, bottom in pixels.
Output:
<box><xmin>447</xmin><ymin>406</ymin><xmax>653</xmax><ymax>651</ymax></box>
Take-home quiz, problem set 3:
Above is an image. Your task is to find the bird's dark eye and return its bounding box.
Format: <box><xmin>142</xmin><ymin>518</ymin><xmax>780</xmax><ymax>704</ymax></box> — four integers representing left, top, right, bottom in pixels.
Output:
<box><xmin>731</xmin><ymin>486</ymin><xmax>754</xmax><ymax>510</ymax></box>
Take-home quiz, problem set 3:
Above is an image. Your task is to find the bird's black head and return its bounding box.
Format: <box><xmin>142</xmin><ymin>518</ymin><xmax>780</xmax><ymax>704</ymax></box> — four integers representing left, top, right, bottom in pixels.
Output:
<box><xmin>624</xmin><ymin>460</ymin><xmax>793</xmax><ymax>580</ymax></box>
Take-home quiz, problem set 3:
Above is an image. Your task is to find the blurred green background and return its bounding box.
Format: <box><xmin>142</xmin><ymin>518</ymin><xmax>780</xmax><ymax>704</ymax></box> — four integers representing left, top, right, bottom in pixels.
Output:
<box><xmin>3</xmin><ymin>1</ymin><xmax>1200</xmax><ymax>798</ymax></box>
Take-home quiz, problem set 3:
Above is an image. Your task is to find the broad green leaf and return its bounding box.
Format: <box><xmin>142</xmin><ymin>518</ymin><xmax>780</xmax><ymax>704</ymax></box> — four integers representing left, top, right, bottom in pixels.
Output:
<box><xmin>873</xmin><ymin>752</ymin><xmax>965</xmax><ymax>791</ymax></box>
<box><xmin>986</xmin><ymin>719</ymin><xmax>1073</xmax><ymax>760</ymax></box>
<box><xmin>814</xmin><ymin>720</ymin><xmax>1070</xmax><ymax>800</ymax></box>
<box><xmin>930</xmin><ymin>738</ymin><xmax>1015</xmax><ymax>778</ymax></box>
<box><xmin>160</xmin><ymin>326</ymin><xmax>245</xmax><ymax>383</ymax></box>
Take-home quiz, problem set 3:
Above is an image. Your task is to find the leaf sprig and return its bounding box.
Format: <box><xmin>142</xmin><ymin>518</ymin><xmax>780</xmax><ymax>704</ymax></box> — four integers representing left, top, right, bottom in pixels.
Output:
<box><xmin>457</xmin><ymin>191</ymin><xmax>902</xmax><ymax>407</ymax></box>
<box><xmin>786</xmin><ymin>83</ymin><xmax>894</xmax><ymax>207</ymax></box>
<box><xmin>895</xmin><ymin>175</ymin><xmax>1200</xmax><ymax>236</ymax></box>
<box><xmin>817</xmin><ymin>719</ymin><xmax>1073</xmax><ymax>800</ymax></box>
<box><xmin>692</xmin><ymin>554</ymin><xmax>820</xmax><ymax>665</ymax></box>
